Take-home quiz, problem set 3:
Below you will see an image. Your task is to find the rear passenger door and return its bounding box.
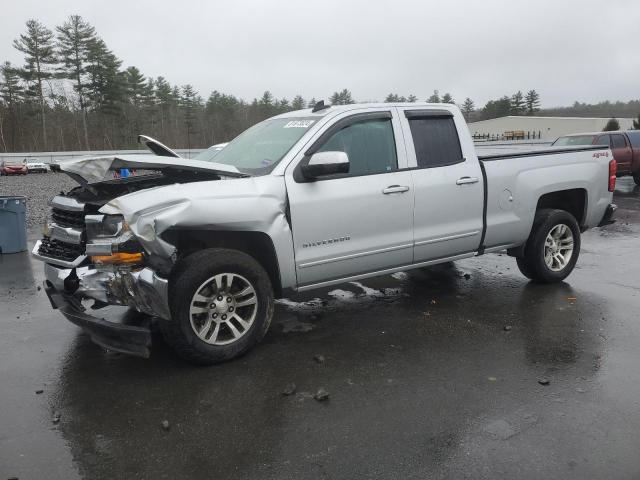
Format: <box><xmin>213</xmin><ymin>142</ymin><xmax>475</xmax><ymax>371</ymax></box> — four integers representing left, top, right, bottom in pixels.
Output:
<box><xmin>399</xmin><ymin>109</ymin><xmax>484</xmax><ymax>263</ymax></box>
<box><xmin>610</xmin><ymin>133</ymin><xmax>633</xmax><ymax>174</ymax></box>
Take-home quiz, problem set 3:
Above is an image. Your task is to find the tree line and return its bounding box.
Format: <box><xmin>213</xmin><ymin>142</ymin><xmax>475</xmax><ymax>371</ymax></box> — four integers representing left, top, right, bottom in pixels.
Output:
<box><xmin>0</xmin><ymin>15</ymin><xmax>636</xmax><ymax>153</ymax></box>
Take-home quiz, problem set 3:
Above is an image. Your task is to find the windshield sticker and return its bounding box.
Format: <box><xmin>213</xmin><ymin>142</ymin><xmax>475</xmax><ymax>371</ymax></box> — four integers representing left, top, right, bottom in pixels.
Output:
<box><xmin>284</xmin><ymin>120</ymin><xmax>315</xmax><ymax>129</ymax></box>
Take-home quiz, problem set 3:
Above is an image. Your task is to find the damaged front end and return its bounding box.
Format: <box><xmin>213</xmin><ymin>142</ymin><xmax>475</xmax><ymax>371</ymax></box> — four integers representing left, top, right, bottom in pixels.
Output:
<box><xmin>33</xmin><ymin>195</ymin><xmax>171</xmax><ymax>357</ymax></box>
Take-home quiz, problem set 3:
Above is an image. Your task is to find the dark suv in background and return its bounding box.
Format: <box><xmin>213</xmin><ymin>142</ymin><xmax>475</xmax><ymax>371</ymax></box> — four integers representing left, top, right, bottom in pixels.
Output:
<box><xmin>553</xmin><ymin>131</ymin><xmax>640</xmax><ymax>185</ymax></box>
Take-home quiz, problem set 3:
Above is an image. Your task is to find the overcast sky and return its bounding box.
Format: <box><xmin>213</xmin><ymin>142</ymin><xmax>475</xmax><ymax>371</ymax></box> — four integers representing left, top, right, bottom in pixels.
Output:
<box><xmin>1</xmin><ymin>0</ymin><xmax>638</xmax><ymax>108</ymax></box>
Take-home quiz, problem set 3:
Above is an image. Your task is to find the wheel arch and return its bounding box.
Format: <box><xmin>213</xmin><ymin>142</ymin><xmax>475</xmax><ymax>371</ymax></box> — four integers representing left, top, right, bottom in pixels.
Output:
<box><xmin>163</xmin><ymin>229</ymin><xmax>284</xmax><ymax>298</ymax></box>
<box><xmin>535</xmin><ymin>188</ymin><xmax>587</xmax><ymax>227</ymax></box>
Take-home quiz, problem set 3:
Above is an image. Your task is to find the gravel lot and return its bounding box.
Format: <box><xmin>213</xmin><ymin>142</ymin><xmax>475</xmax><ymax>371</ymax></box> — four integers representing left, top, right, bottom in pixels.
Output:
<box><xmin>0</xmin><ymin>172</ymin><xmax>76</xmax><ymax>228</ymax></box>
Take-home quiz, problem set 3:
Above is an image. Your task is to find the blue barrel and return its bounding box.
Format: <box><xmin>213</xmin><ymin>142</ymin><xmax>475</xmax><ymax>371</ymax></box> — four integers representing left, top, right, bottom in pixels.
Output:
<box><xmin>0</xmin><ymin>196</ymin><xmax>27</xmax><ymax>254</ymax></box>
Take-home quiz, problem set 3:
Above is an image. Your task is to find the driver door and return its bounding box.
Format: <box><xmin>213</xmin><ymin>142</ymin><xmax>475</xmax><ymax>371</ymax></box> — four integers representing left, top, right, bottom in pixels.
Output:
<box><xmin>284</xmin><ymin>109</ymin><xmax>414</xmax><ymax>288</ymax></box>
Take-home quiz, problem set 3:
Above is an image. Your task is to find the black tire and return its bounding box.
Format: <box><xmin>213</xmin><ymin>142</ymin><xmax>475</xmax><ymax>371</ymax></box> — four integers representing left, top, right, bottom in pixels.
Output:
<box><xmin>516</xmin><ymin>209</ymin><xmax>581</xmax><ymax>283</ymax></box>
<box><xmin>633</xmin><ymin>173</ymin><xmax>640</xmax><ymax>186</ymax></box>
<box><xmin>160</xmin><ymin>248</ymin><xmax>274</xmax><ymax>365</ymax></box>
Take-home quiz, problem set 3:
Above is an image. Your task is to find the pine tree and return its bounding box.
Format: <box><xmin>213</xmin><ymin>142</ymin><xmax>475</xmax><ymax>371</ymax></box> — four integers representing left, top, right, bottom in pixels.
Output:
<box><xmin>13</xmin><ymin>19</ymin><xmax>58</xmax><ymax>149</ymax></box>
<box><xmin>291</xmin><ymin>95</ymin><xmax>305</xmax><ymax>110</ymax></box>
<box><xmin>125</xmin><ymin>66</ymin><xmax>146</xmax><ymax>106</ymax></box>
<box><xmin>525</xmin><ymin>89</ymin><xmax>541</xmax><ymax>115</ymax></box>
<box><xmin>307</xmin><ymin>97</ymin><xmax>317</xmax><ymax>108</ymax></box>
<box><xmin>407</xmin><ymin>94</ymin><xmax>417</xmax><ymax>103</ymax></box>
<box><xmin>330</xmin><ymin>89</ymin><xmax>354</xmax><ymax>105</ymax></box>
<box><xmin>633</xmin><ymin>113</ymin><xmax>640</xmax><ymax>130</ymax></box>
<box><xmin>442</xmin><ymin>93</ymin><xmax>454</xmax><ymax>104</ymax></box>
<box><xmin>56</xmin><ymin>15</ymin><xmax>96</xmax><ymax>149</ymax></box>
<box><xmin>603</xmin><ymin>118</ymin><xmax>620</xmax><ymax>131</ymax></box>
<box><xmin>427</xmin><ymin>90</ymin><xmax>440</xmax><ymax>103</ymax></box>
<box><xmin>510</xmin><ymin>91</ymin><xmax>525</xmax><ymax>115</ymax></box>
<box><xmin>0</xmin><ymin>62</ymin><xmax>24</xmax><ymax>151</ymax></box>
<box><xmin>181</xmin><ymin>84</ymin><xmax>200</xmax><ymax>149</ymax></box>
<box><xmin>462</xmin><ymin>98</ymin><xmax>475</xmax><ymax>121</ymax></box>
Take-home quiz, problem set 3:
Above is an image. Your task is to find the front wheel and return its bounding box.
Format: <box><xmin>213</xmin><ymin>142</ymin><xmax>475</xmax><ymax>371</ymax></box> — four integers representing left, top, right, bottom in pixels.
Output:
<box><xmin>161</xmin><ymin>248</ymin><xmax>274</xmax><ymax>365</ymax></box>
<box><xmin>516</xmin><ymin>209</ymin><xmax>581</xmax><ymax>283</ymax></box>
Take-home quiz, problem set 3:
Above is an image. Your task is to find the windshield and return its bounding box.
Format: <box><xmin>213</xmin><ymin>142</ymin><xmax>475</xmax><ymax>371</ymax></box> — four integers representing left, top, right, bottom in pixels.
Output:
<box><xmin>552</xmin><ymin>135</ymin><xmax>597</xmax><ymax>146</ymax></box>
<box><xmin>201</xmin><ymin>117</ymin><xmax>317</xmax><ymax>174</ymax></box>
<box><xmin>193</xmin><ymin>144</ymin><xmax>227</xmax><ymax>162</ymax></box>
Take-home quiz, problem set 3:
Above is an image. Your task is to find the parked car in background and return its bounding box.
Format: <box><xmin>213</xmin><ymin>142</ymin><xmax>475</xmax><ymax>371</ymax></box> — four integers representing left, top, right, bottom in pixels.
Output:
<box><xmin>0</xmin><ymin>160</ymin><xmax>28</xmax><ymax>175</ymax></box>
<box><xmin>26</xmin><ymin>161</ymin><xmax>49</xmax><ymax>173</ymax></box>
<box><xmin>553</xmin><ymin>131</ymin><xmax>640</xmax><ymax>185</ymax></box>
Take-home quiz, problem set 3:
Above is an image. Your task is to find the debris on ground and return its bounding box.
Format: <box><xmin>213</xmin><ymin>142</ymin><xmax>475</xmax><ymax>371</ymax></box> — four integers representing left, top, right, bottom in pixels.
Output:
<box><xmin>282</xmin><ymin>383</ymin><xmax>297</xmax><ymax>396</ymax></box>
<box><xmin>161</xmin><ymin>420</ymin><xmax>170</xmax><ymax>431</ymax></box>
<box><xmin>52</xmin><ymin>412</ymin><xmax>61</xmax><ymax>424</ymax></box>
<box><xmin>538</xmin><ymin>378</ymin><xmax>550</xmax><ymax>386</ymax></box>
<box><xmin>464</xmin><ymin>273</ymin><xmax>471</xmax><ymax>280</ymax></box>
<box><xmin>314</xmin><ymin>388</ymin><xmax>330</xmax><ymax>401</ymax></box>
<box><xmin>37</xmin><ymin>285</ymin><xmax>42</xmax><ymax>291</ymax></box>
<box><xmin>35</xmin><ymin>389</ymin><xmax>44</xmax><ymax>394</ymax></box>
<box><xmin>313</xmin><ymin>354</ymin><xmax>325</xmax><ymax>364</ymax></box>
<box><xmin>503</xmin><ymin>325</ymin><xmax>512</xmax><ymax>331</ymax></box>
<box><xmin>488</xmin><ymin>377</ymin><xmax>497</xmax><ymax>382</ymax></box>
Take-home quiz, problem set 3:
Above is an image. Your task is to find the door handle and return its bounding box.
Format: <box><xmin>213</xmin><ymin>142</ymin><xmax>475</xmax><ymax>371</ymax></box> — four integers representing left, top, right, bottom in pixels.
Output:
<box><xmin>456</xmin><ymin>176</ymin><xmax>479</xmax><ymax>185</ymax></box>
<box><xmin>383</xmin><ymin>185</ymin><xmax>410</xmax><ymax>194</ymax></box>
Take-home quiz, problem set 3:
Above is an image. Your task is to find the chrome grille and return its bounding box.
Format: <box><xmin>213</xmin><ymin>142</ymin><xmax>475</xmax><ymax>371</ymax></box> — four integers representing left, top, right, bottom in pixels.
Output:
<box><xmin>51</xmin><ymin>208</ymin><xmax>85</xmax><ymax>229</ymax></box>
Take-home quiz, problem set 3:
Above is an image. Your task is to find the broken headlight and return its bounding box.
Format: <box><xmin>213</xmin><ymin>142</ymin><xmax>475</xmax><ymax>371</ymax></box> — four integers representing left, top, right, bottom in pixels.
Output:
<box><xmin>86</xmin><ymin>214</ymin><xmax>128</xmax><ymax>239</ymax></box>
<box><xmin>85</xmin><ymin>214</ymin><xmax>143</xmax><ymax>262</ymax></box>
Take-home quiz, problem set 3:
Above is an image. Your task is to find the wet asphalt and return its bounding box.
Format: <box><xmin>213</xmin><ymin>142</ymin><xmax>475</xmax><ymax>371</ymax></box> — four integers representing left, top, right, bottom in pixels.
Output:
<box><xmin>2</xmin><ymin>178</ymin><xmax>640</xmax><ymax>480</ymax></box>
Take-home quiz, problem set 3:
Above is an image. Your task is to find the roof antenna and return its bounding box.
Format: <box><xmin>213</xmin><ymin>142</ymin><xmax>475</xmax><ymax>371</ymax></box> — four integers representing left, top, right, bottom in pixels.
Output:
<box><xmin>312</xmin><ymin>100</ymin><xmax>330</xmax><ymax>113</ymax></box>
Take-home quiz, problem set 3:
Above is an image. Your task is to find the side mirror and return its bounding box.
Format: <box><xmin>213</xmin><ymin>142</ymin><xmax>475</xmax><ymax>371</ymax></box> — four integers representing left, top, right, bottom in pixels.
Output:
<box><xmin>301</xmin><ymin>151</ymin><xmax>349</xmax><ymax>180</ymax></box>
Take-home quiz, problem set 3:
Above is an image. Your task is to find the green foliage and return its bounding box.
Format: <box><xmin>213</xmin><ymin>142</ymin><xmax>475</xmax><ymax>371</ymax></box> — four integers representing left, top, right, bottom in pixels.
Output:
<box><xmin>427</xmin><ymin>90</ymin><xmax>440</xmax><ymax>103</ymax></box>
<box><xmin>632</xmin><ymin>113</ymin><xmax>640</xmax><ymax>130</ymax></box>
<box><xmin>441</xmin><ymin>93</ymin><xmax>454</xmax><ymax>104</ymax></box>
<box><xmin>525</xmin><ymin>89</ymin><xmax>540</xmax><ymax>115</ymax></box>
<box><xmin>125</xmin><ymin>66</ymin><xmax>146</xmax><ymax>106</ymax></box>
<box><xmin>330</xmin><ymin>89</ymin><xmax>354</xmax><ymax>105</ymax></box>
<box><xmin>603</xmin><ymin>118</ymin><xmax>620</xmax><ymax>131</ymax></box>
<box><xmin>0</xmin><ymin>62</ymin><xmax>23</xmax><ymax>106</ymax></box>
<box><xmin>481</xmin><ymin>96</ymin><xmax>512</xmax><ymax>120</ymax></box>
<box><xmin>510</xmin><ymin>91</ymin><xmax>525</xmax><ymax>115</ymax></box>
<box><xmin>291</xmin><ymin>95</ymin><xmax>305</xmax><ymax>110</ymax></box>
<box><xmin>462</xmin><ymin>98</ymin><xmax>475</xmax><ymax>120</ymax></box>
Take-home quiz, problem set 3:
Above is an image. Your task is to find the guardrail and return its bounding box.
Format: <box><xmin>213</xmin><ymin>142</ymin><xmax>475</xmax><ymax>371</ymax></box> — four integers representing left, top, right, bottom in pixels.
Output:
<box><xmin>0</xmin><ymin>149</ymin><xmax>206</xmax><ymax>164</ymax></box>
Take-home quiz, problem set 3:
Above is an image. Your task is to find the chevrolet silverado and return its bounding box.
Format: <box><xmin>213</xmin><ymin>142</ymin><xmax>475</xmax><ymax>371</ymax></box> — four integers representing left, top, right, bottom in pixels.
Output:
<box><xmin>33</xmin><ymin>103</ymin><xmax>617</xmax><ymax>364</ymax></box>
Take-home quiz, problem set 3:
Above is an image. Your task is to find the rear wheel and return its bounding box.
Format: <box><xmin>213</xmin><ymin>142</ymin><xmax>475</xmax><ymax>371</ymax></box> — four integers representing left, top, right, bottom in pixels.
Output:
<box><xmin>161</xmin><ymin>248</ymin><xmax>274</xmax><ymax>365</ymax></box>
<box><xmin>516</xmin><ymin>209</ymin><xmax>580</xmax><ymax>283</ymax></box>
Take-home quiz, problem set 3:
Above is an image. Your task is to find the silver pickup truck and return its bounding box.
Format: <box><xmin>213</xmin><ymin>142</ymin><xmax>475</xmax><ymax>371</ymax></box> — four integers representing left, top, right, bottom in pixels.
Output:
<box><xmin>33</xmin><ymin>103</ymin><xmax>617</xmax><ymax>364</ymax></box>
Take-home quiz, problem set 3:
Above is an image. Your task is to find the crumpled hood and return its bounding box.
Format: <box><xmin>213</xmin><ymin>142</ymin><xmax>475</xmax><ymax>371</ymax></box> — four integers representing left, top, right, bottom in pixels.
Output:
<box><xmin>58</xmin><ymin>154</ymin><xmax>243</xmax><ymax>184</ymax></box>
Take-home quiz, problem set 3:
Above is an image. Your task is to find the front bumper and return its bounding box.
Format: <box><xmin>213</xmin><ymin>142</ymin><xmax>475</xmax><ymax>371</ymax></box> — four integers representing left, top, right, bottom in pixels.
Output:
<box><xmin>42</xmin><ymin>262</ymin><xmax>171</xmax><ymax>357</ymax></box>
<box><xmin>45</xmin><ymin>287</ymin><xmax>153</xmax><ymax>357</ymax></box>
<box><xmin>598</xmin><ymin>203</ymin><xmax>617</xmax><ymax>227</ymax></box>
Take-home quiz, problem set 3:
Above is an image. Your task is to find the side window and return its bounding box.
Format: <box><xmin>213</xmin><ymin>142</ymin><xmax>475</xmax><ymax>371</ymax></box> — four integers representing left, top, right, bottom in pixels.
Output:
<box><xmin>408</xmin><ymin>116</ymin><xmax>463</xmax><ymax>168</ymax></box>
<box><xmin>317</xmin><ymin>118</ymin><xmax>398</xmax><ymax>176</ymax></box>
<box><xmin>596</xmin><ymin>134</ymin><xmax>610</xmax><ymax>147</ymax></box>
<box><xmin>611</xmin><ymin>135</ymin><xmax>627</xmax><ymax>149</ymax></box>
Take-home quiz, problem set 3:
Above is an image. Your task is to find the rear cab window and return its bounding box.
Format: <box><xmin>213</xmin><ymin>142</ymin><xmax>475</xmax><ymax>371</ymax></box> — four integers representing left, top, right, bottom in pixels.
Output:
<box><xmin>404</xmin><ymin>110</ymin><xmax>463</xmax><ymax>168</ymax></box>
<box><xmin>611</xmin><ymin>134</ymin><xmax>627</xmax><ymax>149</ymax></box>
<box><xmin>596</xmin><ymin>134</ymin><xmax>611</xmax><ymax>147</ymax></box>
